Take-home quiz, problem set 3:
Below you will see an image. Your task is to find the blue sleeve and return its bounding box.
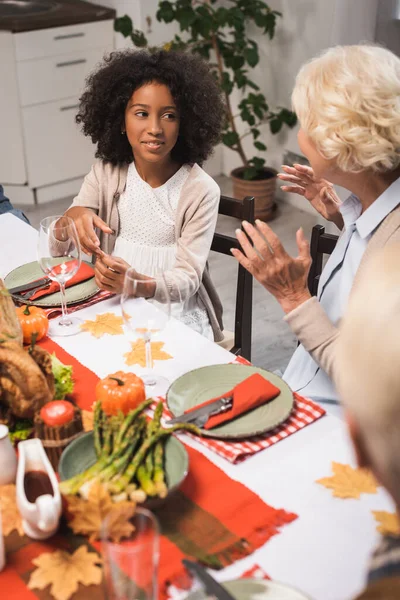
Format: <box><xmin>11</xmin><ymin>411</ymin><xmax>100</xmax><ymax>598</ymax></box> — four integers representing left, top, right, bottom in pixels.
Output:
<box><xmin>0</xmin><ymin>185</ymin><xmax>30</xmax><ymax>224</ymax></box>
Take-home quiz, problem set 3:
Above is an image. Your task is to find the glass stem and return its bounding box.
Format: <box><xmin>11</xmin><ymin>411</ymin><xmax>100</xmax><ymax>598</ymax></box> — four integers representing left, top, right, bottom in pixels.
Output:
<box><xmin>145</xmin><ymin>335</ymin><xmax>153</xmax><ymax>370</ymax></box>
<box><xmin>59</xmin><ymin>281</ymin><xmax>71</xmax><ymax>326</ymax></box>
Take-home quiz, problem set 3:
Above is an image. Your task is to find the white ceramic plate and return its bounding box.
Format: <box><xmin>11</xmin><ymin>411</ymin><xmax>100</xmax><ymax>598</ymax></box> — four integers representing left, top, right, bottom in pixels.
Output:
<box><xmin>186</xmin><ymin>578</ymin><xmax>312</xmax><ymax>600</ymax></box>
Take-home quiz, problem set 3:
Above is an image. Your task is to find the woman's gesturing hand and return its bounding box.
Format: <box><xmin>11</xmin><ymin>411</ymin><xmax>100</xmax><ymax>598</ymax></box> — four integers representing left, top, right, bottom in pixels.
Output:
<box><xmin>231</xmin><ymin>220</ymin><xmax>312</xmax><ymax>314</ymax></box>
<box><xmin>65</xmin><ymin>207</ymin><xmax>113</xmax><ymax>255</ymax></box>
<box><xmin>278</xmin><ymin>164</ymin><xmax>344</xmax><ymax>230</ymax></box>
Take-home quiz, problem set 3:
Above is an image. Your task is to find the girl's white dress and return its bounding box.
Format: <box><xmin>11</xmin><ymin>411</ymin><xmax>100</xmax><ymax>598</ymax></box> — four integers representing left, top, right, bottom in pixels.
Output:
<box><xmin>113</xmin><ymin>162</ymin><xmax>213</xmax><ymax>339</ymax></box>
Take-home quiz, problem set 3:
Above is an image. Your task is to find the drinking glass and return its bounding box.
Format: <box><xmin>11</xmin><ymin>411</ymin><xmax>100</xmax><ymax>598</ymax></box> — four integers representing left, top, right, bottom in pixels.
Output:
<box><xmin>37</xmin><ymin>215</ymin><xmax>82</xmax><ymax>337</ymax></box>
<box><xmin>102</xmin><ymin>508</ymin><xmax>160</xmax><ymax>600</ymax></box>
<box><xmin>121</xmin><ymin>268</ymin><xmax>171</xmax><ymax>396</ymax></box>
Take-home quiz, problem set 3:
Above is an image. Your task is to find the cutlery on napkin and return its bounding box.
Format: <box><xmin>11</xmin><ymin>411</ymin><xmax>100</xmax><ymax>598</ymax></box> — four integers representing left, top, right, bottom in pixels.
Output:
<box><xmin>167</xmin><ymin>373</ymin><xmax>281</xmax><ymax>429</ymax></box>
<box><xmin>182</xmin><ymin>559</ymin><xmax>237</xmax><ymax>600</ymax></box>
<box><xmin>12</xmin><ymin>262</ymin><xmax>95</xmax><ymax>301</ymax></box>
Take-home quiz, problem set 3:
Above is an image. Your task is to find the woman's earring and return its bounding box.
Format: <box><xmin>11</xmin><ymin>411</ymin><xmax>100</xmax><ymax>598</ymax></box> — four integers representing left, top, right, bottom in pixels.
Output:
<box><xmin>121</xmin><ymin>130</ymin><xmax>125</xmax><ymax>135</ymax></box>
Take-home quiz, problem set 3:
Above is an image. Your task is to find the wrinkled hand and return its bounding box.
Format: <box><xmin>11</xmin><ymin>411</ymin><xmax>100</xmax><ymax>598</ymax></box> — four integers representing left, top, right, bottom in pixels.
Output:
<box><xmin>231</xmin><ymin>220</ymin><xmax>312</xmax><ymax>314</ymax></box>
<box><xmin>65</xmin><ymin>206</ymin><xmax>113</xmax><ymax>256</ymax></box>
<box><xmin>94</xmin><ymin>253</ymin><xmax>130</xmax><ymax>294</ymax></box>
<box><xmin>278</xmin><ymin>164</ymin><xmax>344</xmax><ymax>230</ymax></box>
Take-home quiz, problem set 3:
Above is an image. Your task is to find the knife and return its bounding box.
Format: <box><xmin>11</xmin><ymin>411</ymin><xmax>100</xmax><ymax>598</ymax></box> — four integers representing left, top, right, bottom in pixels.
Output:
<box><xmin>182</xmin><ymin>559</ymin><xmax>237</xmax><ymax>600</ymax></box>
<box><xmin>8</xmin><ymin>277</ymin><xmax>51</xmax><ymax>295</ymax></box>
<box><xmin>166</xmin><ymin>396</ymin><xmax>232</xmax><ymax>427</ymax></box>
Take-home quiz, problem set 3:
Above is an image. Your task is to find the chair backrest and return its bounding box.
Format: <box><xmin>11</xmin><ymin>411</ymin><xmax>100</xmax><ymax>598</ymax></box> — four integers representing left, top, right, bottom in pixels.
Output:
<box><xmin>211</xmin><ymin>195</ymin><xmax>255</xmax><ymax>361</ymax></box>
<box><xmin>307</xmin><ymin>224</ymin><xmax>339</xmax><ymax>296</ymax></box>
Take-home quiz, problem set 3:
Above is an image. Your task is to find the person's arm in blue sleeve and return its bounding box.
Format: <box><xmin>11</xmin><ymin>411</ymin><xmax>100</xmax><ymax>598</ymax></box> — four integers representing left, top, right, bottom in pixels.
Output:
<box><xmin>0</xmin><ymin>185</ymin><xmax>29</xmax><ymax>224</ymax></box>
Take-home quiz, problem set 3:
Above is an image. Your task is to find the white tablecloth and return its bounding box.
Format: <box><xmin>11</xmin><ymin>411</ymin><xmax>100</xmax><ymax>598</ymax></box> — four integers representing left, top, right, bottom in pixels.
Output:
<box><xmin>0</xmin><ymin>213</ymin><xmax>394</xmax><ymax>600</ymax></box>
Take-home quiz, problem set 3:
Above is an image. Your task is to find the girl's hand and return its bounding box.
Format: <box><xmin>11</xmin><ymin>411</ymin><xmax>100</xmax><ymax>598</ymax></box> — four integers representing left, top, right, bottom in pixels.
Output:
<box><xmin>65</xmin><ymin>207</ymin><xmax>113</xmax><ymax>255</ymax></box>
<box><xmin>94</xmin><ymin>254</ymin><xmax>130</xmax><ymax>294</ymax></box>
<box><xmin>231</xmin><ymin>220</ymin><xmax>312</xmax><ymax>314</ymax></box>
<box><xmin>278</xmin><ymin>164</ymin><xmax>344</xmax><ymax>230</ymax></box>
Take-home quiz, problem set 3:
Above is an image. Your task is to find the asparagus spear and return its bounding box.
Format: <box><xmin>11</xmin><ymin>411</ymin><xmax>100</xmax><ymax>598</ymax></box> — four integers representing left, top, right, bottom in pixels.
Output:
<box><xmin>137</xmin><ymin>447</ymin><xmax>156</xmax><ymax>496</ymax></box>
<box><xmin>153</xmin><ymin>440</ymin><xmax>168</xmax><ymax>498</ymax></box>
<box><xmin>109</xmin><ymin>423</ymin><xmax>200</xmax><ymax>494</ymax></box>
<box><xmin>93</xmin><ymin>401</ymin><xmax>103</xmax><ymax>457</ymax></box>
<box><xmin>115</xmin><ymin>398</ymin><xmax>153</xmax><ymax>448</ymax></box>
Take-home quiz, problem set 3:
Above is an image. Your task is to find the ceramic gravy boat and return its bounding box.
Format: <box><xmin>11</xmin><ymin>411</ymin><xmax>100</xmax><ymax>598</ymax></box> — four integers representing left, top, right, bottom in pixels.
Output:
<box><xmin>16</xmin><ymin>439</ymin><xmax>62</xmax><ymax>540</ymax></box>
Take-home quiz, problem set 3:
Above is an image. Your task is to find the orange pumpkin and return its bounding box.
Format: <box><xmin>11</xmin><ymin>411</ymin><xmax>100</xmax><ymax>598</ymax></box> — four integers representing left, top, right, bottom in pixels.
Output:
<box><xmin>16</xmin><ymin>305</ymin><xmax>49</xmax><ymax>344</ymax></box>
<box><xmin>96</xmin><ymin>371</ymin><xmax>146</xmax><ymax>416</ymax></box>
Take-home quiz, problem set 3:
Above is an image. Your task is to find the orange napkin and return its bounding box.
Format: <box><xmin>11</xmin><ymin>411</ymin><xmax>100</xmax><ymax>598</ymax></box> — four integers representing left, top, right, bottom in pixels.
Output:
<box><xmin>29</xmin><ymin>262</ymin><xmax>95</xmax><ymax>300</ymax></box>
<box><xmin>185</xmin><ymin>373</ymin><xmax>281</xmax><ymax>430</ymax></box>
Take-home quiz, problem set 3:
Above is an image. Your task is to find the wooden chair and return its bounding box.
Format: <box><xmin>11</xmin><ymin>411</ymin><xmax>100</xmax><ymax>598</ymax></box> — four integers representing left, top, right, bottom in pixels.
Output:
<box><xmin>307</xmin><ymin>224</ymin><xmax>339</xmax><ymax>296</ymax></box>
<box><xmin>211</xmin><ymin>195</ymin><xmax>255</xmax><ymax>361</ymax></box>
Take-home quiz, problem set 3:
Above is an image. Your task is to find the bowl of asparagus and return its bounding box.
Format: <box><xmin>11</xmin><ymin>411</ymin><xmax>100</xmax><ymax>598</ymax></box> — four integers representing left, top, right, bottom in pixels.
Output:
<box><xmin>58</xmin><ymin>399</ymin><xmax>199</xmax><ymax>507</ymax></box>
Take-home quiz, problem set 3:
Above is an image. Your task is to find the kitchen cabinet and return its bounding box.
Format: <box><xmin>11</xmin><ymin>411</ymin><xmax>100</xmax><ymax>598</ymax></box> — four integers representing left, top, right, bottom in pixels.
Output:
<box><xmin>0</xmin><ymin>19</ymin><xmax>114</xmax><ymax>202</ymax></box>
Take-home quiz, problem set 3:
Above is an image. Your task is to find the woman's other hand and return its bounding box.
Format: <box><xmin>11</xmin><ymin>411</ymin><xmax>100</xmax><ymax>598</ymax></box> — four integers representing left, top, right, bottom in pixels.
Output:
<box><xmin>278</xmin><ymin>164</ymin><xmax>344</xmax><ymax>230</ymax></box>
<box><xmin>94</xmin><ymin>254</ymin><xmax>130</xmax><ymax>293</ymax></box>
<box><xmin>65</xmin><ymin>207</ymin><xmax>113</xmax><ymax>255</ymax></box>
<box><xmin>231</xmin><ymin>220</ymin><xmax>312</xmax><ymax>314</ymax></box>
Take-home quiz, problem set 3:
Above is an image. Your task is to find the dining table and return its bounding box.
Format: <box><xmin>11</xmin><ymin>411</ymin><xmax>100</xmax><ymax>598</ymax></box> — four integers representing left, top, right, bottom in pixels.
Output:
<box><xmin>0</xmin><ymin>212</ymin><xmax>395</xmax><ymax>600</ymax></box>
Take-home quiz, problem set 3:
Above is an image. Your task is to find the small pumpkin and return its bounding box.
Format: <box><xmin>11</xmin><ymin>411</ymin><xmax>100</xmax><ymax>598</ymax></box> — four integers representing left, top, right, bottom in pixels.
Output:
<box><xmin>16</xmin><ymin>305</ymin><xmax>49</xmax><ymax>345</ymax></box>
<box><xmin>96</xmin><ymin>371</ymin><xmax>146</xmax><ymax>416</ymax></box>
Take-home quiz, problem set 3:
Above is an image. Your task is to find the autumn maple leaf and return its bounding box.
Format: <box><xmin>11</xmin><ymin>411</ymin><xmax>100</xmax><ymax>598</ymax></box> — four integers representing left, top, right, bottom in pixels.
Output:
<box><xmin>80</xmin><ymin>312</ymin><xmax>124</xmax><ymax>338</ymax></box>
<box><xmin>124</xmin><ymin>339</ymin><xmax>172</xmax><ymax>367</ymax></box>
<box><xmin>0</xmin><ymin>484</ymin><xmax>24</xmax><ymax>536</ymax></box>
<box><xmin>65</xmin><ymin>481</ymin><xmax>136</xmax><ymax>542</ymax></box>
<box><xmin>316</xmin><ymin>462</ymin><xmax>379</xmax><ymax>499</ymax></box>
<box><xmin>28</xmin><ymin>546</ymin><xmax>102</xmax><ymax>600</ymax></box>
<box><xmin>373</xmin><ymin>511</ymin><xmax>400</xmax><ymax>536</ymax></box>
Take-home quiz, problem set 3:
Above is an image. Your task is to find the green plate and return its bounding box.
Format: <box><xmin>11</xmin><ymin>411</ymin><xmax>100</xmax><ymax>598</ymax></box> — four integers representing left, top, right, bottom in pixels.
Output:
<box><xmin>5</xmin><ymin>260</ymin><xmax>99</xmax><ymax>307</ymax></box>
<box><xmin>58</xmin><ymin>431</ymin><xmax>189</xmax><ymax>508</ymax></box>
<box><xmin>186</xmin><ymin>578</ymin><xmax>312</xmax><ymax>599</ymax></box>
<box><xmin>167</xmin><ymin>364</ymin><xmax>294</xmax><ymax>439</ymax></box>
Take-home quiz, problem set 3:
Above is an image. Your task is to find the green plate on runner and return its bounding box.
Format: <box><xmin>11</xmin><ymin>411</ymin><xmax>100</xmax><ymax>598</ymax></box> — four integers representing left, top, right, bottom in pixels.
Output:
<box><xmin>186</xmin><ymin>578</ymin><xmax>312</xmax><ymax>599</ymax></box>
<box><xmin>167</xmin><ymin>364</ymin><xmax>294</xmax><ymax>439</ymax></box>
<box><xmin>58</xmin><ymin>431</ymin><xmax>189</xmax><ymax>508</ymax></box>
<box><xmin>4</xmin><ymin>260</ymin><xmax>99</xmax><ymax>307</ymax></box>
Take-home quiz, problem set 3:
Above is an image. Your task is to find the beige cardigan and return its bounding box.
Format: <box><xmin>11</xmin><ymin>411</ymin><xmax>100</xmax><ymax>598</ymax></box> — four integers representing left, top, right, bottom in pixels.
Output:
<box><xmin>285</xmin><ymin>204</ymin><xmax>400</xmax><ymax>385</ymax></box>
<box><xmin>69</xmin><ymin>160</ymin><xmax>224</xmax><ymax>341</ymax></box>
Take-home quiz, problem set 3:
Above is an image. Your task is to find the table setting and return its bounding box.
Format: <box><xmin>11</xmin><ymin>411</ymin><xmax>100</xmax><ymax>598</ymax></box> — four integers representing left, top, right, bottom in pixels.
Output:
<box><xmin>0</xmin><ymin>212</ymin><xmax>397</xmax><ymax>600</ymax></box>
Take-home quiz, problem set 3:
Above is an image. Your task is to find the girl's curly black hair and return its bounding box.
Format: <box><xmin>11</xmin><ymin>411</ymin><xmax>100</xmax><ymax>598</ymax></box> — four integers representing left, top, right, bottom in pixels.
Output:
<box><xmin>76</xmin><ymin>49</ymin><xmax>226</xmax><ymax>166</ymax></box>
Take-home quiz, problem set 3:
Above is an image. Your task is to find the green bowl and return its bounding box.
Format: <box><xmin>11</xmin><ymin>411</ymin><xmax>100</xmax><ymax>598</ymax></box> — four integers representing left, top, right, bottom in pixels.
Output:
<box><xmin>58</xmin><ymin>431</ymin><xmax>189</xmax><ymax>508</ymax></box>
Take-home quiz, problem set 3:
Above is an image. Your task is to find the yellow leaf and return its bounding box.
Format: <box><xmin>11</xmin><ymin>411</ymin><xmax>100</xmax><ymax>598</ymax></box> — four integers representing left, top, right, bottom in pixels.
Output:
<box><xmin>28</xmin><ymin>545</ymin><xmax>102</xmax><ymax>600</ymax></box>
<box><xmin>80</xmin><ymin>312</ymin><xmax>124</xmax><ymax>338</ymax></box>
<box><xmin>124</xmin><ymin>339</ymin><xmax>172</xmax><ymax>367</ymax></box>
<box><xmin>65</xmin><ymin>481</ymin><xmax>136</xmax><ymax>542</ymax></box>
<box><xmin>373</xmin><ymin>511</ymin><xmax>400</xmax><ymax>536</ymax></box>
<box><xmin>0</xmin><ymin>484</ymin><xmax>24</xmax><ymax>536</ymax></box>
<box><xmin>316</xmin><ymin>462</ymin><xmax>379</xmax><ymax>499</ymax></box>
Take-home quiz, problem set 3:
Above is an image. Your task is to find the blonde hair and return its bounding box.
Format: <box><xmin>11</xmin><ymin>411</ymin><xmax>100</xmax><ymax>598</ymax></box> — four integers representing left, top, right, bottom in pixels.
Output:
<box><xmin>292</xmin><ymin>45</ymin><xmax>400</xmax><ymax>174</ymax></box>
<box><xmin>337</xmin><ymin>245</ymin><xmax>400</xmax><ymax>503</ymax></box>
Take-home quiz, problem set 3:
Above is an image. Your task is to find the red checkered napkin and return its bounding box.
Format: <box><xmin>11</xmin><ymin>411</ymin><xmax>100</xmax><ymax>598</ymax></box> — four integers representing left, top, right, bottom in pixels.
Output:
<box><xmin>152</xmin><ymin>355</ymin><xmax>326</xmax><ymax>464</ymax></box>
<box><xmin>45</xmin><ymin>290</ymin><xmax>115</xmax><ymax>319</ymax></box>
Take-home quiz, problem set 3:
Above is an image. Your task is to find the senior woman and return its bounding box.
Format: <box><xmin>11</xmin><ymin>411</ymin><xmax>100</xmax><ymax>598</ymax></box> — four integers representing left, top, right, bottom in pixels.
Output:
<box><xmin>232</xmin><ymin>44</ymin><xmax>400</xmax><ymax>409</ymax></box>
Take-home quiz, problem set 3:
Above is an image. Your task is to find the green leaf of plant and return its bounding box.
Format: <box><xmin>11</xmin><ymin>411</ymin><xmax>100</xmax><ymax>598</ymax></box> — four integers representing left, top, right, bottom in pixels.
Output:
<box><xmin>177</xmin><ymin>6</ymin><xmax>197</xmax><ymax>30</ymax></box>
<box><xmin>131</xmin><ymin>30</ymin><xmax>148</xmax><ymax>48</ymax></box>
<box><xmin>251</xmin><ymin>128</ymin><xmax>261</xmax><ymax>140</ymax></box>
<box><xmin>240</xmin><ymin>107</ymin><xmax>255</xmax><ymax>126</ymax></box>
<box><xmin>114</xmin><ymin>15</ymin><xmax>133</xmax><ymax>38</ymax></box>
<box><xmin>254</xmin><ymin>141</ymin><xmax>267</xmax><ymax>151</ymax></box>
<box><xmin>157</xmin><ymin>1</ymin><xmax>175</xmax><ymax>23</ymax></box>
<box><xmin>243</xmin><ymin>166</ymin><xmax>259</xmax><ymax>181</ymax></box>
<box><xmin>222</xmin><ymin>131</ymin><xmax>240</xmax><ymax>148</ymax></box>
<box><xmin>244</xmin><ymin>46</ymin><xmax>259</xmax><ymax>68</ymax></box>
<box><xmin>277</xmin><ymin>108</ymin><xmax>298</xmax><ymax>127</ymax></box>
<box><xmin>270</xmin><ymin>118</ymin><xmax>283</xmax><ymax>134</ymax></box>
<box><xmin>221</xmin><ymin>72</ymin><xmax>234</xmax><ymax>95</ymax></box>
<box><xmin>250</xmin><ymin>156</ymin><xmax>266</xmax><ymax>169</ymax></box>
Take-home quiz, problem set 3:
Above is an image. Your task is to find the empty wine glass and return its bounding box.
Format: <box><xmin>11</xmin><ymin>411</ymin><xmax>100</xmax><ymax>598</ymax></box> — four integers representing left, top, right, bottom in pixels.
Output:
<box><xmin>102</xmin><ymin>507</ymin><xmax>160</xmax><ymax>600</ymax></box>
<box><xmin>121</xmin><ymin>268</ymin><xmax>171</xmax><ymax>396</ymax></box>
<box><xmin>37</xmin><ymin>215</ymin><xmax>82</xmax><ymax>337</ymax></box>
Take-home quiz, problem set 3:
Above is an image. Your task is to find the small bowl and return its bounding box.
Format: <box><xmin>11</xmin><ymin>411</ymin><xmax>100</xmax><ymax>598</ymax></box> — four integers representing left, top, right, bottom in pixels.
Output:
<box><xmin>58</xmin><ymin>431</ymin><xmax>189</xmax><ymax>508</ymax></box>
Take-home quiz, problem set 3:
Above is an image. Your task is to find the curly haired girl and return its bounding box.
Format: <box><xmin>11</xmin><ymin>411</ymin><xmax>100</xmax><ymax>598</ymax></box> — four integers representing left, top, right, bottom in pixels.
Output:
<box><xmin>65</xmin><ymin>49</ymin><xmax>226</xmax><ymax>341</ymax></box>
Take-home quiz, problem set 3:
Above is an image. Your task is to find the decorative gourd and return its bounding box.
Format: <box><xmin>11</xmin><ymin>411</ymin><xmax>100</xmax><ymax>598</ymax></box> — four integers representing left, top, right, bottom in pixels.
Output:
<box><xmin>96</xmin><ymin>371</ymin><xmax>146</xmax><ymax>416</ymax></box>
<box><xmin>0</xmin><ymin>279</ymin><xmax>23</xmax><ymax>345</ymax></box>
<box><xmin>16</xmin><ymin>305</ymin><xmax>49</xmax><ymax>344</ymax></box>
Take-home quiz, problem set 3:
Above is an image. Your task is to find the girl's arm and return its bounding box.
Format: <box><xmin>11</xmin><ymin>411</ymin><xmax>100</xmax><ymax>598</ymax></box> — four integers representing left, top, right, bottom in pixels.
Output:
<box><xmin>154</xmin><ymin>185</ymin><xmax>220</xmax><ymax>304</ymax></box>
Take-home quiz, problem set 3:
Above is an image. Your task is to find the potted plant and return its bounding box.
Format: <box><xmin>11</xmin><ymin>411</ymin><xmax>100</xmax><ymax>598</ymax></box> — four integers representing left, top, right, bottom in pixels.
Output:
<box><xmin>115</xmin><ymin>0</ymin><xmax>297</xmax><ymax>220</ymax></box>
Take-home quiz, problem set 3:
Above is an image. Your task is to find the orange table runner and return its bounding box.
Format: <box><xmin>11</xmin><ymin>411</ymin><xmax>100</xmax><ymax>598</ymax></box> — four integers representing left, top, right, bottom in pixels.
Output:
<box><xmin>1</xmin><ymin>339</ymin><xmax>297</xmax><ymax>599</ymax></box>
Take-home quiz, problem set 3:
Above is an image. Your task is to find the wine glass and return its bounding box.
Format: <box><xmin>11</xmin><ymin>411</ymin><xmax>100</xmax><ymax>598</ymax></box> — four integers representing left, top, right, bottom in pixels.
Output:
<box><xmin>121</xmin><ymin>268</ymin><xmax>171</xmax><ymax>396</ymax></box>
<box><xmin>37</xmin><ymin>215</ymin><xmax>82</xmax><ymax>337</ymax></box>
<box><xmin>102</xmin><ymin>507</ymin><xmax>160</xmax><ymax>600</ymax></box>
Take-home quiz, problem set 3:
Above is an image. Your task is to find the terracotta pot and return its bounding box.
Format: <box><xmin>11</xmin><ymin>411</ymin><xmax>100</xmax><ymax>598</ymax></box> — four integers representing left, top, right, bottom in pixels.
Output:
<box><xmin>230</xmin><ymin>166</ymin><xmax>278</xmax><ymax>221</ymax></box>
